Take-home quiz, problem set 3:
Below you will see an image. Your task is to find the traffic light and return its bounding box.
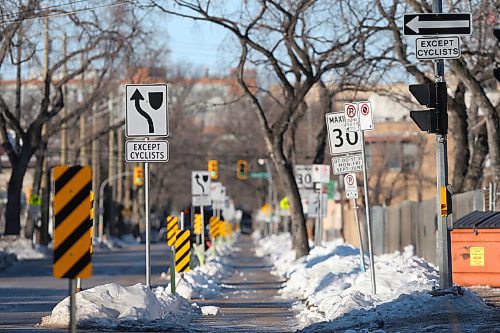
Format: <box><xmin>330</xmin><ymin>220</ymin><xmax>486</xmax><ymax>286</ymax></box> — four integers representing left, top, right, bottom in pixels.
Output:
<box><xmin>133</xmin><ymin>166</ymin><xmax>144</xmax><ymax>186</ymax></box>
<box><xmin>494</xmin><ymin>28</ymin><xmax>500</xmax><ymax>82</ymax></box>
<box><xmin>409</xmin><ymin>82</ymin><xmax>448</xmax><ymax>135</ymax></box>
<box><xmin>208</xmin><ymin>160</ymin><xmax>218</xmax><ymax>180</ymax></box>
<box><xmin>236</xmin><ymin>160</ymin><xmax>248</xmax><ymax>180</ymax></box>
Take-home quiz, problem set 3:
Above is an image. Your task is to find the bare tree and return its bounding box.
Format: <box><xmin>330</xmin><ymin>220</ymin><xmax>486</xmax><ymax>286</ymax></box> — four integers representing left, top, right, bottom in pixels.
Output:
<box><xmin>152</xmin><ymin>0</ymin><xmax>383</xmax><ymax>257</ymax></box>
<box><xmin>0</xmin><ymin>1</ymin><xmax>142</xmax><ymax>235</ymax></box>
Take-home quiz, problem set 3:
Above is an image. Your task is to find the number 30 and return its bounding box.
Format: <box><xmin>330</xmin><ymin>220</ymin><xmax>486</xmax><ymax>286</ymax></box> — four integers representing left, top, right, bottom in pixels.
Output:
<box><xmin>332</xmin><ymin>129</ymin><xmax>358</xmax><ymax>147</ymax></box>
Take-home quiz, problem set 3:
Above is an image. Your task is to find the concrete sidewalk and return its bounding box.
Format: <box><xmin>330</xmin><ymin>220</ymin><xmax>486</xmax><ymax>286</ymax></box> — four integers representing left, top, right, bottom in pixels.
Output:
<box><xmin>191</xmin><ymin>234</ymin><xmax>299</xmax><ymax>332</ymax></box>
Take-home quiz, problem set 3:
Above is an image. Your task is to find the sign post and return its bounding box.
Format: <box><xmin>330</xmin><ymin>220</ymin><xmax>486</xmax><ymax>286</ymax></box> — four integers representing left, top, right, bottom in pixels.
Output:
<box><xmin>344</xmin><ymin>173</ymin><xmax>365</xmax><ymax>272</ymax></box>
<box><xmin>312</xmin><ymin>164</ymin><xmax>330</xmax><ymax>246</ymax></box>
<box><xmin>125</xmin><ymin>83</ymin><xmax>169</xmax><ymax>288</ymax></box>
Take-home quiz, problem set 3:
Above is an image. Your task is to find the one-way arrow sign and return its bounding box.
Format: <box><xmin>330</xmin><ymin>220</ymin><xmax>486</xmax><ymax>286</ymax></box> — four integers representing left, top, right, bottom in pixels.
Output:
<box><xmin>403</xmin><ymin>13</ymin><xmax>471</xmax><ymax>36</ymax></box>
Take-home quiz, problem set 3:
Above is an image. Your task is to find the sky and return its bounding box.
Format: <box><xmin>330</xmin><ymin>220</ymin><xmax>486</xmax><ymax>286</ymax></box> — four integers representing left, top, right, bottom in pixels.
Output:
<box><xmin>164</xmin><ymin>14</ymin><xmax>237</xmax><ymax>76</ymax></box>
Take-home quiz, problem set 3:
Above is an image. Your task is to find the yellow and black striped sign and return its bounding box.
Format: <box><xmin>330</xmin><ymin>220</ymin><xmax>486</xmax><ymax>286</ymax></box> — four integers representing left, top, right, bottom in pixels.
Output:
<box><xmin>167</xmin><ymin>216</ymin><xmax>179</xmax><ymax>247</ymax></box>
<box><xmin>209</xmin><ymin>216</ymin><xmax>221</xmax><ymax>239</ymax></box>
<box><xmin>220</xmin><ymin>221</ymin><xmax>227</xmax><ymax>238</ymax></box>
<box><xmin>174</xmin><ymin>230</ymin><xmax>191</xmax><ymax>273</ymax></box>
<box><xmin>52</xmin><ymin>166</ymin><xmax>92</xmax><ymax>279</ymax></box>
<box><xmin>194</xmin><ymin>214</ymin><xmax>202</xmax><ymax>235</ymax></box>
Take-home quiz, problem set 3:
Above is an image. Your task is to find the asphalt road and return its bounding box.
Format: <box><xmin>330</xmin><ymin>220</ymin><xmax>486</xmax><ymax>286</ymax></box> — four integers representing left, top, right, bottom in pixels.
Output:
<box><xmin>0</xmin><ymin>242</ymin><xmax>171</xmax><ymax>332</ymax></box>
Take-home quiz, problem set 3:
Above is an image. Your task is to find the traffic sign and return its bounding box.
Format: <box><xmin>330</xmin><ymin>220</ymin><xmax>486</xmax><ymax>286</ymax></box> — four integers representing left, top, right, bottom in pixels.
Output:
<box><xmin>52</xmin><ymin>165</ymin><xmax>92</xmax><ymax>279</ymax></box>
<box><xmin>331</xmin><ymin>154</ymin><xmax>363</xmax><ymax>175</ymax></box>
<box><xmin>325</xmin><ymin>112</ymin><xmax>362</xmax><ymax>156</ymax></box>
<box><xmin>192</xmin><ymin>195</ymin><xmax>211</xmax><ymax>207</ymax></box>
<box><xmin>126</xmin><ymin>84</ymin><xmax>168</xmax><ymax>137</ymax></box>
<box><xmin>125</xmin><ymin>140</ymin><xmax>169</xmax><ymax>162</ymax></box>
<box><xmin>166</xmin><ymin>216</ymin><xmax>178</xmax><ymax>247</ymax></box>
<box><xmin>192</xmin><ymin>171</ymin><xmax>211</xmax><ymax>196</ymax></box>
<box><xmin>344</xmin><ymin>173</ymin><xmax>358</xmax><ymax>199</ymax></box>
<box><xmin>403</xmin><ymin>13</ymin><xmax>472</xmax><ymax>36</ymax></box>
<box><xmin>174</xmin><ymin>230</ymin><xmax>191</xmax><ymax>273</ymax></box>
<box><xmin>344</xmin><ymin>103</ymin><xmax>359</xmax><ymax>132</ymax></box>
<box><xmin>359</xmin><ymin>101</ymin><xmax>374</xmax><ymax>131</ymax></box>
<box><xmin>306</xmin><ymin>192</ymin><xmax>327</xmax><ymax>218</ymax></box>
<box><xmin>312</xmin><ymin>164</ymin><xmax>330</xmax><ymax>184</ymax></box>
<box><xmin>295</xmin><ymin>165</ymin><xmax>314</xmax><ymax>189</ymax></box>
<box><xmin>415</xmin><ymin>36</ymin><xmax>460</xmax><ymax>60</ymax></box>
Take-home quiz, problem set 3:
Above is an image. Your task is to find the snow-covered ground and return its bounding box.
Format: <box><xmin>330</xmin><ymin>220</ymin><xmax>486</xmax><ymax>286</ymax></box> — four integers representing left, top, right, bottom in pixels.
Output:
<box><xmin>40</xmin><ymin>283</ymin><xmax>197</xmax><ymax>330</ymax></box>
<box><xmin>40</xmin><ymin>237</ymin><xmax>236</xmax><ymax>330</ymax></box>
<box><xmin>254</xmin><ymin>232</ymin><xmax>495</xmax><ymax>332</ymax></box>
<box><xmin>0</xmin><ymin>237</ymin><xmax>48</xmax><ymax>270</ymax></box>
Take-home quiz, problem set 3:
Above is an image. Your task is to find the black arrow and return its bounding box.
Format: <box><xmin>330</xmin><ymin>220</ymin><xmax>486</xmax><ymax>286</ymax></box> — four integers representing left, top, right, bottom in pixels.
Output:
<box><xmin>130</xmin><ymin>89</ymin><xmax>154</xmax><ymax>133</ymax></box>
<box><xmin>195</xmin><ymin>174</ymin><xmax>205</xmax><ymax>194</ymax></box>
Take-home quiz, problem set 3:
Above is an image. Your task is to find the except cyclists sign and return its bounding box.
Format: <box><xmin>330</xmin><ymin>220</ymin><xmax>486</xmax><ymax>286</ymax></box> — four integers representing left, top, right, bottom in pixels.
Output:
<box><xmin>415</xmin><ymin>36</ymin><xmax>461</xmax><ymax>60</ymax></box>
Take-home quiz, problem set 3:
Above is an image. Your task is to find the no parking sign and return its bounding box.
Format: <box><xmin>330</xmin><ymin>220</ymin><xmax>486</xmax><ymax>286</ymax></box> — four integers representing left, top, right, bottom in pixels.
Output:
<box><xmin>344</xmin><ymin>173</ymin><xmax>358</xmax><ymax>199</ymax></box>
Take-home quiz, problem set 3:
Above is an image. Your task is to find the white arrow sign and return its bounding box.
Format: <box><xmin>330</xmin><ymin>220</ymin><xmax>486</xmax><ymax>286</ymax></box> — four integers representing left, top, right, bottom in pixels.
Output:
<box><xmin>406</xmin><ymin>16</ymin><xmax>469</xmax><ymax>34</ymax></box>
<box><xmin>192</xmin><ymin>171</ymin><xmax>211</xmax><ymax>196</ymax></box>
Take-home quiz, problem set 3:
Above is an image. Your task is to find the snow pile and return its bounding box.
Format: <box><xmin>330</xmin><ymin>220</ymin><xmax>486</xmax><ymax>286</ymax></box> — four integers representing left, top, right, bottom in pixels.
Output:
<box><xmin>0</xmin><ymin>236</ymin><xmax>48</xmax><ymax>260</ymax></box>
<box><xmin>94</xmin><ymin>234</ymin><xmax>139</xmax><ymax>250</ymax></box>
<box><xmin>256</xmin><ymin>233</ymin><xmax>491</xmax><ymax>331</ymax></box>
<box><xmin>201</xmin><ymin>305</ymin><xmax>220</xmax><ymax>316</ymax></box>
<box><xmin>170</xmin><ymin>238</ymin><xmax>235</xmax><ymax>300</ymax></box>
<box><xmin>40</xmin><ymin>283</ymin><xmax>196</xmax><ymax>330</ymax></box>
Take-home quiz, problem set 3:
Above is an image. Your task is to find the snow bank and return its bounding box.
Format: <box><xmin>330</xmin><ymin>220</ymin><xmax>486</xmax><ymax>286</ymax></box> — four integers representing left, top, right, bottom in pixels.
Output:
<box><xmin>201</xmin><ymin>305</ymin><xmax>220</xmax><ymax>316</ymax></box>
<box><xmin>256</xmin><ymin>233</ymin><xmax>492</xmax><ymax>330</ymax></box>
<box><xmin>40</xmin><ymin>283</ymin><xmax>196</xmax><ymax>330</ymax></box>
<box><xmin>0</xmin><ymin>236</ymin><xmax>47</xmax><ymax>260</ymax></box>
<box><xmin>170</xmin><ymin>237</ymin><xmax>235</xmax><ymax>300</ymax></box>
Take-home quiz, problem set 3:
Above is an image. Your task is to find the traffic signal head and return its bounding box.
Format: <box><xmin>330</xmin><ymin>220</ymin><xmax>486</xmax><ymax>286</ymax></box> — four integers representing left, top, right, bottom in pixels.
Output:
<box><xmin>133</xmin><ymin>166</ymin><xmax>144</xmax><ymax>186</ymax></box>
<box><xmin>409</xmin><ymin>82</ymin><xmax>447</xmax><ymax>135</ymax></box>
<box><xmin>208</xmin><ymin>160</ymin><xmax>218</xmax><ymax>180</ymax></box>
<box><xmin>236</xmin><ymin>160</ymin><xmax>248</xmax><ymax>180</ymax></box>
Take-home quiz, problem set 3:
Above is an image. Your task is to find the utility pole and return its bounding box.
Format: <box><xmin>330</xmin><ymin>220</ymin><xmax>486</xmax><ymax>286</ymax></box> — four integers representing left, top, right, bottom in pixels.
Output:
<box><xmin>117</xmin><ymin>126</ymin><xmax>124</xmax><ymax>203</ymax></box>
<box><xmin>39</xmin><ymin>16</ymin><xmax>50</xmax><ymax>246</ymax></box>
<box><xmin>61</xmin><ymin>33</ymin><xmax>68</xmax><ymax>165</ymax></box>
<box><xmin>432</xmin><ymin>0</ymin><xmax>453</xmax><ymax>290</ymax></box>
<box><xmin>79</xmin><ymin>53</ymin><xmax>87</xmax><ymax>166</ymax></box>
<box><xmin>92</xmin><ymin>103</ymin><xmax>100</xmax><ymax>235</ymax></box>
<box><xmin>108</xmin><ymin>92</ymin><xmax>115</xmax><ymax>234</ymax></box>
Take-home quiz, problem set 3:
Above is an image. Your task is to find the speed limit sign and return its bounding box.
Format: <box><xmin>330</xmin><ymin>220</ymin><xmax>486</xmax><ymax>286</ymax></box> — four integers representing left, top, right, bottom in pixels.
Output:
<box><xmin>325</xmin><ymin>112</ymin><xmax>362</xmax><ymax>155</ymax></box>
<box><xmin>295</xmin><ymin>165</ymin><xmax>314</xmax><ymax>189</ymax></box>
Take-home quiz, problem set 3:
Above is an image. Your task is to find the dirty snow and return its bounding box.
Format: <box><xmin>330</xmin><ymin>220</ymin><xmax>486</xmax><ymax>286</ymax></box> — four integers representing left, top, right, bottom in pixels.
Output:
<box><xmin>201</xmin><ymin>305</ymin><xmax>220</xmax><ymax>316</ymax></box>
<box><xmin>40</xmin><ymin>283</ymin><xmax>197</xmax><ymax>330</ymax></box>
<box><xmin>255</xmin><ymin>233</ymin><xmax>494</xmax><ymax>332</ymax></box>
<box><xmin>0</xmin><ymin>236</ymin><xmax>47</xmax><ymax>260</ymax></box>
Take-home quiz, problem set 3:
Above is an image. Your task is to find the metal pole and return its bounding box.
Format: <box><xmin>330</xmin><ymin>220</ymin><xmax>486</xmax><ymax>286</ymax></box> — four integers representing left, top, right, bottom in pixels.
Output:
<box><xmin>98</xmin><ymin>172</ymin><xmax>133</xmax><ymax>240</ymax></box>
<box><xmin>433</xmin><ymin>0</ymin><xmax>452</xmax><ymax>290</ymax></box>
<box><xmin>145</xmin><ymin>160</ymin><xmax>151</xmax><ymax>288</ymax></box>
<box><xmin>353</xmin><ymin>198</ymin><xmax>366</xmax><ymax>272</ymax></box>
<box><xmin>180</xmin><ymin>212</ymin><xmax>185</xmax><ymax>230</ymax></box>
<box><xmin>201</xmin><ymin>205</ymin><xmax>205</xmax><ymax>262</ymax></box>
<box><xmin>69</xmin><ymin>279</ymin><xmax>77</xmax><ymax>333</ymax></box>
<box><xmin>170</xmin><ymin>247</ymin><xmax>176</xmax><ymax>294</ymax></box>
<box><xmin>314</xmin><ymin>184</ymin><xmax>321</xmax><ymax>246</ymax></box>
<box><xmin>361</xmin><ymin>131</ymin><xmax>376</xmax><ymax>294</ymax></box>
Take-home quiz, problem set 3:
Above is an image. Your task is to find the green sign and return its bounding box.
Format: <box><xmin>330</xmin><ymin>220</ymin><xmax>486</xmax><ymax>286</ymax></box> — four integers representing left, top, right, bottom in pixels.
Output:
<box><xmin>327</xmin><ymin>180</ymin><xmax>335</xmax><ymax>199</ymax></box>
<box><xmin>249</xmin><ymin>172</ymin><xmax>268</xmax><ymax>179</ymax></box>
<box><xmin>29</xmin><ymin>194</ymin><xmax>42</xmax><ymax>206</ymax></box>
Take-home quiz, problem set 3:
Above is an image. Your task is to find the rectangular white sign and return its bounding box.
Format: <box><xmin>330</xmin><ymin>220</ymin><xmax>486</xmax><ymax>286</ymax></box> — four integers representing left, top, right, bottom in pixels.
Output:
<box><xmin>312</xmin><ymin>164</ymin><xmax>330</xmax><ymax>184</ymax></box>
<box><xmin>325</xmin><ymin>112</ymin><xmax>363</xmax><ymax>156</ymax></box>
<box><xmin>344</xmin><ymin>173</ymin><xmax>359</xmax><ymax>199</ymax></box>
<box><xmin>192</xmin><ymin>171</ymin><xmax>211</xmax><ymax>196</ymax></box>
<box><xmin>344</xmin><ymin>103</ymin><xmax>359</xmax><ymax>132</ymax></box>
<box><xmin>415</xmin><ymin>36</ymin><xmax>461</xmax><ymax>60</ymax></box>
<box><xmin>307</xmin><ymin>193</ymin><xmax>327</xmax><ymax>218</ymax></box>
<box><xmin>358</xmin><ymin>101</ymin><xmax>374</xmax><ymax>131</ymax></box>
<box><xmin>126</xmin><ymin>84</ymin><xmax>169</xmax><ymax>137</ymax></box>
<box><xmin>295</xmin><ymin>165</ymin><xmax>314</xmax><ymax>189</ymax></box>
<box><xmin>125</xmin><ymin>140</ymin><xmax>169</xmax><ymax>162</ymax></box>
<box><xmin>331</xmin><ymin>154</ymin><xmax>363</xmax><ymax>175</ymax></box>
<box><xmin>192</xmin><ymin>195</ymin><xmax>211</xmax><ymax>207</ymax></box>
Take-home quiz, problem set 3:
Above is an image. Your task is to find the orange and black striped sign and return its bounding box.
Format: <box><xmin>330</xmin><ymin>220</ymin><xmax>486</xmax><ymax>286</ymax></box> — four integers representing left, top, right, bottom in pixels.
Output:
<box><xmin>174</xmin><ymin>230</ymin><xmax>191</xmax><ymax>273</ymax></box>
<box><xmin>194</xmin><ymin>214</ymin><xmax>202</xmax><ymax>235</ymax></box>
<box><xmin>52</xmin><ymin>166</ymin><xmax>92</xmax><ymax>279</ymax></box>
<box><xmin>209</xmin><ymin>216</ymin><xmax>221</xmax><ymax>239</ymax></box>
<box><xmin>90</xmin><ymin>191</ymin><xmax>94</xmax><ymax>254</ymax></box>
<box><xmin>167</xmin><ymin>216</ymin><xmax>179</xmax><ymax>247</ymax></box>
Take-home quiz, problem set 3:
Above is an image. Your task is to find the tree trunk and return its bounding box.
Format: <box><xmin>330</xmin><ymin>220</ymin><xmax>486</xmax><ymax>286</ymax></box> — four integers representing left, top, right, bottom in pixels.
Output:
<box><xmin>4</xmin><ymin>150</ymin><xmax>31</xmax><ymax>235</ymax></box>
<box><xmin>270</xmin><ymin>137</ymin><xmax>309</xmax><ymax>258</ymax></box>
